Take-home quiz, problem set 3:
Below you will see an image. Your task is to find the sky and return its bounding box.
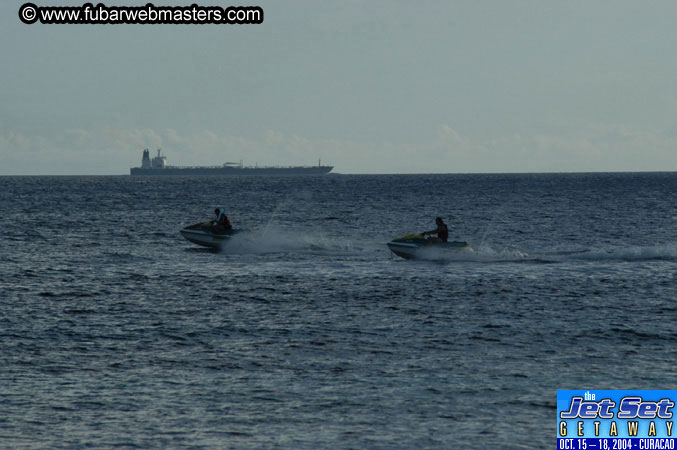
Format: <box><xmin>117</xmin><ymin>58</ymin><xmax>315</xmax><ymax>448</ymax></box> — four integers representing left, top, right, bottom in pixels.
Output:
<box><xmin>1</xmin><ymin>0</ymin><xmax>677</xmax><ymax>175</ymax></box>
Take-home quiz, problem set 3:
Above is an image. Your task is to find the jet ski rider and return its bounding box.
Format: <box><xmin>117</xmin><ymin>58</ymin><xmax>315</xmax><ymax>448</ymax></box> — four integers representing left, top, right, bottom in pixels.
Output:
<box><xmin>423</xmin><ymin>217</ymin><xmax>448</xmax><ymax>243</ymax></box>
<box><xmin>212</xmin><ymin>208</ymin><xmax>232</xmax><ymax>234</ymax></box>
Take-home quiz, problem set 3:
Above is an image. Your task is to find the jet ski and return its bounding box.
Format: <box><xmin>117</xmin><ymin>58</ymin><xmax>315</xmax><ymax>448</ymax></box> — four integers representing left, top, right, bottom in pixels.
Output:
<box><xmin>387</xmin><ymin>233</ymin><xmax>469</xmax><ymax>259</ymax></box>
<box><xmin>180</xmin><ymin>222</ymin><xmax>242</xmax><ymax>249</ymax></box>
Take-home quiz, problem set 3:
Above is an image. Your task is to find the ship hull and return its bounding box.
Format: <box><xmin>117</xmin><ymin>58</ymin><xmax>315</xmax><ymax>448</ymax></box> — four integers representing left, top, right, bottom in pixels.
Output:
<box><xmin>130</xmin><ymin>166</ymin><xmax>333</xmax><ymax>176</ymax></box>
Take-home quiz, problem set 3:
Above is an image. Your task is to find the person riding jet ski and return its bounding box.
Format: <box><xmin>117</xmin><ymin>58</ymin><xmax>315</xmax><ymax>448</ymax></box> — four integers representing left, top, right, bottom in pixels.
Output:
<box><xmin>423</xmin><ymin>217</ymin><xmax>448</xmax><ymax>243</ymax></box>
<box><xmin>212</xmin><ymin>208</ymin><xmax>232</xmax><ymax>234</ymax></box>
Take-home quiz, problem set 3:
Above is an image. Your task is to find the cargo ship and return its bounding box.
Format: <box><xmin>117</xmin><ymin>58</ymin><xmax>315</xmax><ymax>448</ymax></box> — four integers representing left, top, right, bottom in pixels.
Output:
<box><xmin>130</xmin><ymin>149</ymin><xmax>333</xmax><ymax>176</ymax></box>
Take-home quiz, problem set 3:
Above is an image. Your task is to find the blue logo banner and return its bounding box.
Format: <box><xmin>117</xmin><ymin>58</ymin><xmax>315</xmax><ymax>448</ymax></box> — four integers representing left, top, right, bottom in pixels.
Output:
<box><xmin>557</xmin><ymin>390</ymin><xmax>676</xmax><ymax>445</ymax></box>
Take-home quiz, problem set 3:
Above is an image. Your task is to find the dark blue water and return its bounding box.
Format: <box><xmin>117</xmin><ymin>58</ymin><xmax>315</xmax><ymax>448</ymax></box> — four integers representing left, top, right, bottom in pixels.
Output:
<box><xmin>1</xmin><ymin>173</ymin><xmax>676</xmax><ymax>448</ymax></box>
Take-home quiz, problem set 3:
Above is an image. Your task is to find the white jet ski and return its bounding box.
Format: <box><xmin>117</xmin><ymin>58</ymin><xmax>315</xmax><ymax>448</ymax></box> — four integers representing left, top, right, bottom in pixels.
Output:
<box><xmin>387</xmin><ymin>233</ymin><xmax>469</xmax><ymax>259</ymax></box>
<box><xmin>180</xmin><ymin>222</ymin><xmax>242</xmax><ymax>249</ymax></box>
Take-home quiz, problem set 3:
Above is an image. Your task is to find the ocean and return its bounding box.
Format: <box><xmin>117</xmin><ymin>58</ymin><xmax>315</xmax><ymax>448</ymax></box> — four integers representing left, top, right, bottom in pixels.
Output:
<box><xmin>1</xmin><ymin>173</ymin><xmax>676</xmax><ymax>448</ymax></box>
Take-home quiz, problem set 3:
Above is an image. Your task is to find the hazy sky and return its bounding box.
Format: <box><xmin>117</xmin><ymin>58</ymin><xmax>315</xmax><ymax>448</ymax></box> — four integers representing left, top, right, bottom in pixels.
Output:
<box><xmin>2</xmin><ymin>0</ymin><xmax>676</xmax><ymax>174</ymax></box>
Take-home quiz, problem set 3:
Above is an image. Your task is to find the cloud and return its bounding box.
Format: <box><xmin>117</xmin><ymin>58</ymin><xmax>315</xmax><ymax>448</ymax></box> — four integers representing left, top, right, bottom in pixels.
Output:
<box><xmin>1</xmin><ymin>124</ymin><xmax>676</xmax><ymax>175</ymax></box>
<box><xmin>482</xmin><ymin>125</ymin><xmax>677</xmax><ymax>172</ymax></box>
